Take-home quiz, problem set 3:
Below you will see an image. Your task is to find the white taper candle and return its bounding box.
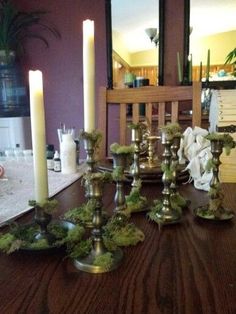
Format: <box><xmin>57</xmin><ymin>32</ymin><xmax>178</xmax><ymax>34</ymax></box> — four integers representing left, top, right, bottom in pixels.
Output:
<box><xmin>29</xmin><ymin>70</ymin><xmax>49</xmax><ymax>203</ymax></box>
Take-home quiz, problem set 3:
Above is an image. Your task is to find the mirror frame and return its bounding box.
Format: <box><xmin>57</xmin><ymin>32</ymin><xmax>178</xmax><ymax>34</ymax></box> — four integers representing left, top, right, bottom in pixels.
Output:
<box><xmin>105</xmin><ymin>0</ymin><xmax>190</xmax><ymax>88</ymax></box>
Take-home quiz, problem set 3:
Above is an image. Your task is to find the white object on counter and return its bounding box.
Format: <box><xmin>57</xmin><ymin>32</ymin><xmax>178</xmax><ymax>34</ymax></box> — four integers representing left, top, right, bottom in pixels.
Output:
<box><xmin>60</xmin><ymin>133</ymin><xmax>77</xmax><ymax>174</ymax></box>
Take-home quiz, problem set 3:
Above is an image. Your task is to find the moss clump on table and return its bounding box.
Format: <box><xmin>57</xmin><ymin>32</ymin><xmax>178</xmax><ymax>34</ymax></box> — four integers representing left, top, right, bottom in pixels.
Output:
<box><xmin>160</xmin><ymin>123</ymin><xmax>182</xmax><ymax>140</ymax></box>
<box><xmin>102</xmin><ymin>214</ymin><xmax>145</xmax><ymax>251</ymax></box>
<box><xmin>125</xmin><ymin>179</ymin><xmax>148</xmax><ymax>213</ymax></box>
<box><xmin>0</xmin><ymin>222</ymin><xmax>85</xmax><ymax>253</ymax></box>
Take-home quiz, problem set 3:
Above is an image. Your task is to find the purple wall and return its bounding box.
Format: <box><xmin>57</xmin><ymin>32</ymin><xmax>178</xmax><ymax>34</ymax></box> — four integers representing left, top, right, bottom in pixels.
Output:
<box><xmin>15</xmin><ymin>0</ymin><xmax>107</xmax><ymax>153</ymax></box>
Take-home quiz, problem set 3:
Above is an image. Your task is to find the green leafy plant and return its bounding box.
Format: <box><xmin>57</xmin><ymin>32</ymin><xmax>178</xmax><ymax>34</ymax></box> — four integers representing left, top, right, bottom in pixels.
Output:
<box><xmin>225</xmin><ymin>48</ymin><xmax>236</xmax><ymax>76</ymax></box>
<box><xmin>0</xmin><ymin>0</ymin><xmax>60</xmax><ymax>57</ymax></box>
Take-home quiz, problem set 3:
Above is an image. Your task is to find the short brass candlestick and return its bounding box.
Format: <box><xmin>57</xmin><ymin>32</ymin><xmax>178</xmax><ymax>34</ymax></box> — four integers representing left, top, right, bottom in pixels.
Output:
<box><xmin>112</xmin><ymin>153</ymin><xmax>128</xmax><ymax>215</ymax></box>
<box><xmin>34</xmin><ymin>206</ymin><xmax>55</xmax><ymax>244</ymax></box>
<box><xmin>74</xmin><ymin>175</ymin><xmax>123</xmax><ymax>273</ymax></box>
<box><xmin>154</xmin><ymin>132</ymin><xmax>182</xmax><ymax>224</ymax></box>
<box><xmin>140</xmin><ymin>135</ymin><xmax>159</xmax><ymax>169</ymax></box>
<box><xmin>131</xmin><ymin>128</ymin><xmax>142</xmax><ymax>187</ymax></box>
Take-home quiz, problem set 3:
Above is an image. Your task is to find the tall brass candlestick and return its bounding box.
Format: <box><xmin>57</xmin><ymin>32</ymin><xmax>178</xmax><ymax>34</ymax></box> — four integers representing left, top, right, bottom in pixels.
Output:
<box><xmin>112</xmin><ymin>153</ymin><xmax>128</xmax><ymax>215</ymax></box>
<box><xmin>155</xmin><ymin>132</ymin><xmax>182</xmax><ymax>224</ymax></box>
<box><xmin>131</xmin><ymin>128</ymin><xmax>142</xmax><ymax>187</ymax></box>
<box><xmin>195</xmin><ymin>136</ymin><xmax>234</xmax><ymax>220</ymax></box>
<box><xmin>170</xmin><ymin>136</ymin><xmax>181</xmax><ymax>195</ymax></box>
<box><xmin>74</xmin><ymin>175</ymin><xmax>123</xmax><ymax>273</ymax></box>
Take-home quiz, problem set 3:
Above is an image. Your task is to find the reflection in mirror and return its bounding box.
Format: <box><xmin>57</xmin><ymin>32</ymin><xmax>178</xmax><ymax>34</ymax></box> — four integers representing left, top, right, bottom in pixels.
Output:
<box><xmin>111</xmin><ymin>0</ymin><xmax>159</xmax><ymax>88</ymax></box>
<box><xmin>190</xmin><ymin>0</ymin><xmax>236</xmax><ymax>83</ymax></box>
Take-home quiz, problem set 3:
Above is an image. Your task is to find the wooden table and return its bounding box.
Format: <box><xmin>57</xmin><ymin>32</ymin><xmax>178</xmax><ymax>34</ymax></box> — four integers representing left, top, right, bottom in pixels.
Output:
<box><xmin>0</xmin><ymin>179</ymin><xmax>236</xmax><ymax>314</ymax></box>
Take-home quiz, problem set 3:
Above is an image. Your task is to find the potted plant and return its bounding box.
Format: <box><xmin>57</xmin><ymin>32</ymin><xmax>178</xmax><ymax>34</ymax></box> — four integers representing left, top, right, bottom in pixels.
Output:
<box><xmin>0</xmin><ymin>0</ymin><xmax>60</xmax><ymax>63</ymax></box>
<box><xmin>0</xmin><ymin>0</ymin><xmax>60</xmax><ymax>114</ymax></box>
<box><xmin>225</xmin><ymin>48</ymin><xmax>236</xmax><ymax>77</ymax></box>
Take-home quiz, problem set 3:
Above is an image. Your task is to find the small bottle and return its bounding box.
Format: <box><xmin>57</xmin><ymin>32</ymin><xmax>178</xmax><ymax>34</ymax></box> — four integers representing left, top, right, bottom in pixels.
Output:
<box><xmin>53</xmin><ymin>150</ymin><xmax>61</xmax><ymax>172</ymax></box>
<box><xmin>46</xmin><ymin>144</ymin><xmax>54</xmax><ymax>170</ymax></box>
<box><xmin>60</xmin><ymin>134</ymin><xmax>77</xmax><ymax>174</ymax></box>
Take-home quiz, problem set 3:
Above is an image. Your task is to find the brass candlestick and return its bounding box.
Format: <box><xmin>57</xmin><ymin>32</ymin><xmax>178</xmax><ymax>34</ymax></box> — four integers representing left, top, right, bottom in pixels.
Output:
<box><xmin>83</xmin><ymin>137</ymin><xmax>96</xmax><ymax>173</ymax></box>
<box><xmin>131</xmin><ymin>128</ymin><xmax>142</xmax><ymax>187</ymax></box>
<box><xmin>112</xmin><ymin>153</ymin><xmax>128</xmax><ymax>215</ymax></box>
<box><xmin>170</xmin><ymin>136</ymin><xmax>181</xmax><ymax>193</ymax></box>
<box><xmin>140</xmin><ymin>135</ymin><xmax>159</xmax><ymax>169</ymax></box>
<box><xmin>195</xmin><ymin>138</ymin><xmax>234</xmax><ymax>220</ymax></box>
<box><xmin>154</xmin><ymin>132</ymin><xmax>182</xmax><ymax>224</ymax></box>
<box><xmin>74</xmin><ymin>175</ymin><xmax>123</xmax><ymax>273</ymax></box>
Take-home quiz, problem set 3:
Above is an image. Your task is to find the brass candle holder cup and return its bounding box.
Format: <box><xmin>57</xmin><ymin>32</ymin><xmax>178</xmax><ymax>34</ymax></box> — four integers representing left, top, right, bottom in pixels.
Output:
<box><xmin>74</xmin><ymin>173</ymin><xmax>123</xmax><ymax>273</ymax></box>
<box><xmin>140</xmin><ymin>135</ymin><xmax>160</xmax><ymax>169</ymax></box>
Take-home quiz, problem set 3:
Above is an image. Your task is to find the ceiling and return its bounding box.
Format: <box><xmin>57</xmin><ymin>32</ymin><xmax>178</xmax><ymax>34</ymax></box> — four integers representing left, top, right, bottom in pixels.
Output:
<box><xmin>112</xmin><ymin>0</ymin><xmax>236</xmax><ymax>53</ymax></box>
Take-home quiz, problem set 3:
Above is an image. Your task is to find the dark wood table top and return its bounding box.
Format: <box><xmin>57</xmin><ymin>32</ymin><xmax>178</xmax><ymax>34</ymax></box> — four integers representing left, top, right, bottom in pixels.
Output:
<box><xmin>0</xmin><ymin>179</ymin><xmax>236</xmax><ymax>314</ymax></box>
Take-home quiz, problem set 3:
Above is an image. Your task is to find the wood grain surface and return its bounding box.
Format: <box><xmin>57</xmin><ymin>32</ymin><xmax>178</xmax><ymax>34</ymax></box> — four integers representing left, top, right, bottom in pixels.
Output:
<box><xmin>0</xmin><ymin>180</ymin><xmax>235</xmax><ymax>314</ymax></box>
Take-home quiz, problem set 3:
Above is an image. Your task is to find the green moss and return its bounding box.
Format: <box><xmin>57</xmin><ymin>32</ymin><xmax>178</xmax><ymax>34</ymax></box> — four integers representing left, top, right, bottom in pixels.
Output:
<box><xmin>147</xmin><ymin>200</ymin><xmax>163</xmax><ymax>224</ymax></box>
<box><xmin>28</xmin><ymin>199</ymin><xmax>58</xmax><ymax>214</ymax></box>
<box><xmin>110</xmin><ymin>142</ymin><xmax>134</xmax><ymax>155</ymax></box>
<box><xmin>93</xmin><ymin>252</ymin><xmax>114</xmax><ymax>271</ymax></box>
<box><xmin>27</xmin><ymin>239</ymin><xmax>49</xmax><ymax>249</ymax></box>
<box><xmin>67</xmin><ymin>239</ymin><xmax>92</xmax><ymax>259</ymax></box>
<box><xmin>170</xmin><ymin>193</ymin><xmax>187</xmax><ymax>209</ymax></box>
<box><xmin>161</xmin><ymin>123</ymin><xmax>182</xmax><ymax>139</ymax></box>
<box><xmin>125</xmin><ymin>182</ymin><xmax>148</xmax><ymax>213</ymax></box>
<box><xmin>79</xmin><ymin>129</ymin><xmax>102</xmax><ymax>144</ymax></box>
<box><xmin>205</xmin><ymin>132</ymin><xmax>235</xmax><ymax>155</ymax></box>
<box><xmin>128</xmin><ymin>122</ymin><xmax>147</xmax><ymax>130</ymax></box>
<box><xmin>112</xmin><ymin>166</ymin><xmax>125</xmax><ymax>181</ymax></box>
<box><xmin>64</xmin><ymin>225</ymin><xmax>85</xmax><ymax>243</ymax></box>
<box><xmin>103</xmin><ymin>215</ymin><xmax>145</xmax><ymax>248</ymax></box>
<box><xmin>83</xmin><ymin>171</ymin><xmax>112</xmax><ymax>185</ymax></box>
<box><xmin>48</xmin><ymin>223</ymin><xmax>68</xmax><ymax>239</ymax></box>
<box><xmin>0</xmin><ymin>233</ymin><xmax>16</xmax><ymax>253</ymax></box>
<box><xmin>64</xmin><ymin>199</ymin><xmax>97</xmax><ymax>224</ymax></box>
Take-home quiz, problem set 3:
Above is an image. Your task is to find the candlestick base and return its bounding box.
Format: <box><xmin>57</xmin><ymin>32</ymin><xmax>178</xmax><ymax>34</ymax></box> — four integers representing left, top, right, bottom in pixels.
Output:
<box><xmin>194</xmin><ymin>205</ymin><xmax>234</xmax><ymax>221</ymax></box>
<box><xmin>74</xmin><ymin>247</ymin><xmax>123</xmax><ymax>273</ymax></box>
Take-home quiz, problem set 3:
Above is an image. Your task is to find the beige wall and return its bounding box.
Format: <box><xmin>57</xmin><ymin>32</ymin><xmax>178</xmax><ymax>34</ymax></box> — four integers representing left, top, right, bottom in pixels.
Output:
<box><xmin>190</xmin><ymin>30</ymin><xmax>236</xmax><ymax>66</ymax></box>
<box><xmin>113</xmin><ymin>30</ymin><xmax>236</xmax><ymax>67</ymax></box>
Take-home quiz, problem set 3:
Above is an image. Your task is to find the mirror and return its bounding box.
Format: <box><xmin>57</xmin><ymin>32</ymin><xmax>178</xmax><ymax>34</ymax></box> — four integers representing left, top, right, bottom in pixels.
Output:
<box><xmin>106</xmin><ymin>0</ymin><xmax>162</xmax><ymax>88</ymax></box>
<box><xmin>190</xmin><ymin>0</ymin><xmax>236</xmax><ymax>86</ymax></box>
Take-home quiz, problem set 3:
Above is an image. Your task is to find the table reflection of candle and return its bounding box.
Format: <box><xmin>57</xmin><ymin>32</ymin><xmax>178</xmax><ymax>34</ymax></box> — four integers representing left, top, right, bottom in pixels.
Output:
<box><xmin>29</xmin><ymin>70</ymin><xmax>49</xmax><ymax>203</ymax></box>
<box><xmin>206</xmin><ymin>49</ymin><xmax>210</xmax><ymax>81</ymax></box>
<box><xmin>83</xmin><ymin>19</ymin><xmax>95</xmax><ymax>133</ymax></box>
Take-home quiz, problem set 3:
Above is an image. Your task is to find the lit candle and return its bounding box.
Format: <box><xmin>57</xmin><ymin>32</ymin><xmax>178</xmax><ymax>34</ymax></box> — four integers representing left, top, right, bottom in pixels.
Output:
<box><xmin>83</xmin><ymin>19</ymin><xmax>95</xmax><ymax>133</ymax></box>
<box><xmin>177</xmin><ymin>52</ymin><xmax>182</xmax><ymax>83</ymax></box>
<box><xmin>206</xmin><ymin>49</ymin><xmax>210</xmax><ymax>81</ymax></box>
<box><xmin>199</xmin><ymin>61</ymin><xmax>202</xmax><ymax>82</ymax></box>
<box><xmin>29</xmin><ymin>70</ymin><xmax>49</xmax><ymax>204</ymax></box>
